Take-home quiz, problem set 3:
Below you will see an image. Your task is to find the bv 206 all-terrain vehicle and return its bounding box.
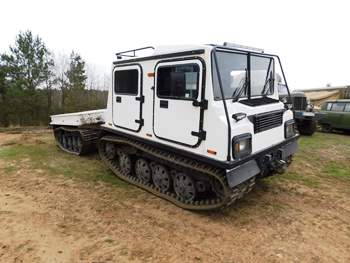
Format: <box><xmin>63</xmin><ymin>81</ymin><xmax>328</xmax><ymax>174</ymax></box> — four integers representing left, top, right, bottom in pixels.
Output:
<box><xmin>50</xmin><ymin>43</ymin><xmax>299</xmax><ymax>210</ymax></box>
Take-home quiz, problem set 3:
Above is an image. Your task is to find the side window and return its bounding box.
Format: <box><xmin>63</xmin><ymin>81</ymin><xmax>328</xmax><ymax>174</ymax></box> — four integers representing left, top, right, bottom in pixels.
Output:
<box><xmin>331</xmin><ymin>103</ymin><xmax>345</xmax><ymax>112</ymax></box>
<box><xmin>114</xmin><ymin>69</ymin><xmax>138</xmax><ymax>95</ymax></box>
<box><xmin>326</xmin><ymin>103</ymin><xmax>332</xmax><ymax>111</ymax></box>
<box><xmin>344</xmin><ymin>103</ymin><xmax>350</xmax><ymax>112</ymax></box>
<box><xmin>157</xmin><ymin>64</ymin><xmax>199</xmax><ymax>100</ymax></box>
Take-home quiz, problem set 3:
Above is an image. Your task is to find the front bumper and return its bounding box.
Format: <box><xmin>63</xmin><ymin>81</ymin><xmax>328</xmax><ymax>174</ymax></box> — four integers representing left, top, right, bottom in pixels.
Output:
<box><xmin>225</xmin><ymin>136</ymin><xmax>298</xmax><ymax>188</ymax></box>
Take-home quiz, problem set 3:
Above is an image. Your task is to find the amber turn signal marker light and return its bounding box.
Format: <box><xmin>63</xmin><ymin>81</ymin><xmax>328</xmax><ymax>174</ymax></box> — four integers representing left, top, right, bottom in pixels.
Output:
<box><xmin>147</xmin><ymin>72</ymin><xmax>155</xmax><ymax>77</ymax></box>
<box><xmin>207</xmin><ymin>149</ymin><xmax>217</xmax><ymax>155</ymax></box>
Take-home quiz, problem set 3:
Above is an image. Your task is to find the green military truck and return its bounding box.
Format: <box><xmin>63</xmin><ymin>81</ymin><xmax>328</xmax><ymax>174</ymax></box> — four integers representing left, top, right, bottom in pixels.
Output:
<box><xmin>279</xmin><ymin>90</ymin><xmax>319</xmax><ymax>135</ymax></box>
<box><xmin>318</xmin><ymin>99</ymin><xmax>350</xmax><ymax>133</ymax></box>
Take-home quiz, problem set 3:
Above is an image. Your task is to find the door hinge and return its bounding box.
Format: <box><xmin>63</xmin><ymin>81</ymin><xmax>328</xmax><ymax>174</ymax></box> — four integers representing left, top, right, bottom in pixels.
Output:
<box><xmin>191</xmin><ymin>130</ymin><xmax>206</xmax><ymax>140</ymax></box>
<box><xmin>192</xmin><ymin>99</ymin><xmax>208</xmax><ymax>110</ymax></box>
<box><xmin>135</xmin><ymin>119</ymin><xmax>144</xmax><ymax>126</ymax></box>
<box><xmin>135</xmin><ymin>95</ymin><xmax>144</xmax><ymax>103</ymax></box>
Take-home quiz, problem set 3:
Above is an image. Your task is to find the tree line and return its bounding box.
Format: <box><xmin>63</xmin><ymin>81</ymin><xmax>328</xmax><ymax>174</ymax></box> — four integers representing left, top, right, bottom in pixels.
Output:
<box><xmin>0</xmin><ymin>31</ymin><xmax>109</xmax><ymax>127</ymax></box>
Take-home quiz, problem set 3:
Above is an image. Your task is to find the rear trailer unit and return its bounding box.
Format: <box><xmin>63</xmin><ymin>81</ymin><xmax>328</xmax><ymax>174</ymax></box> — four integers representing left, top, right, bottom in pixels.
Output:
<box><xmin>50</xmin><ymin>43</ymin><xmax>299</xmax><ymax>210</ymax></box>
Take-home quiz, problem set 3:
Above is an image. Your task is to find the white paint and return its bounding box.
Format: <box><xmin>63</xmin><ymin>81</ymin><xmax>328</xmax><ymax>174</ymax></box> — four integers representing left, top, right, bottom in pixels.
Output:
<box><xmin>50</xmin><ymin>109</ymin><xmax>105</xmax><ymax>126</ymax></box>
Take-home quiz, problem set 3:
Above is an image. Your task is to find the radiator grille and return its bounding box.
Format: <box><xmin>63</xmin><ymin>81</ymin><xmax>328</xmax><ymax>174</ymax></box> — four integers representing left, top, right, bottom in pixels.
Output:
<box><xmin>253</xmin><ymin>110</ymin><xmax>284</xmax><ymax>133</ymax></box>
<box><xmin>291</xmin><ymin>96</ymin><xmax>307</xmax><ymax>111</ymax></box>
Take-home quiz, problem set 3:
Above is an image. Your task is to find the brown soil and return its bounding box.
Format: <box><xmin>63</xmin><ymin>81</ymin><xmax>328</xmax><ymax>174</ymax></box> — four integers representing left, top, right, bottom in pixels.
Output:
<box><xmin>0</xmin><ymin>131</ymin><xmax>350</xmax><ymax>262</ymax></box>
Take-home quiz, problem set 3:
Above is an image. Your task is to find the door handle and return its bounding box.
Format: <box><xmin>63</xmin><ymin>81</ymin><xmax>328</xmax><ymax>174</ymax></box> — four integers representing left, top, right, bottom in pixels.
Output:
<box><xmin>159</xmin><ymin>100</ymin><xmax>168</xmax><ymax>108</ymax></box>
<box><xmin>116</xmin><ymin>96</ymin><xmax>121</xmax><ymax>103</ymax></box>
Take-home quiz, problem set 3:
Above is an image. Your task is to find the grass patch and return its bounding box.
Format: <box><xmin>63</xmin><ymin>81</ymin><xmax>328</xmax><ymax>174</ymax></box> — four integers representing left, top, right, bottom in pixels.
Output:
<box><xmin>0</xmin><ymin>141</ymin><xmax>131</xmax><ymax>188</ymax></box>
<box><xmin>323</xmin><ymin>162</ymin><xmax>350</xmax><ymax>181</ymax></box>
<box><xmin>279</xmin><ymin>171</ymin><xmax>320</xmax><ymax>188</ymax></box>
<box><xmin>3</xmin><ymin>164</ymin><xmax>17</xmax><ymax>174</ymax></box>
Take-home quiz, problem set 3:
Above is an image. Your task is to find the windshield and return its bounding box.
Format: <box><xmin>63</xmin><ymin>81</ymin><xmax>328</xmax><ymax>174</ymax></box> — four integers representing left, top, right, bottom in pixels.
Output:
<box><xmin>213</xmin><ymin>51</ymin><xmax>274</xmax><ymax>100</ymax></box>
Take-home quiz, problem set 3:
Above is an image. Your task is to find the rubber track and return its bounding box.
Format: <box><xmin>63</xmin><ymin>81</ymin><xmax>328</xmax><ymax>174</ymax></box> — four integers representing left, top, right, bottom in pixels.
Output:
<box><xmin>98</xmin><ymin>135</ymin><xmax>255</xmax><ymax>211</ymax></box>
<box><xmin>54</xmin><ymin>127</ymin><xmax>99</xmax><ymax>155</ymax></box>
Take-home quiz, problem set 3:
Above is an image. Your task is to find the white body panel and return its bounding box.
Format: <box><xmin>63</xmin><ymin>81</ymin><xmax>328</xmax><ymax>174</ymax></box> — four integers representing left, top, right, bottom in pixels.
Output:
<box><xmin>50</xmin><ymin>109</ymin><xmax>105</xmax><ymax>126</ymax></box>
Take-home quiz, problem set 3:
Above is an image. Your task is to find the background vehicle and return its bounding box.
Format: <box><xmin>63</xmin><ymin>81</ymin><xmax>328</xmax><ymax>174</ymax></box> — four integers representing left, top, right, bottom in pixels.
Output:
<box><xmin>286</xmin><ymin>92</ymin><xmax>318</xmax><ymax>135</ymax></box>
<box><xmin>50</xmin><ymin>43</ymin><xmax>299</xmax><ymax>210</ymax></box>
<box><xmin>318</xmin><ymin>99</ymin><xmax>350</xmax><ymax>132</ymax></box>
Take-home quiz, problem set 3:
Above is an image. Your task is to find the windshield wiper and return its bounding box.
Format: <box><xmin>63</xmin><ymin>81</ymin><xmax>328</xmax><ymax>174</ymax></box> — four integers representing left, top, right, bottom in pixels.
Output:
<box><xmin>232</xmin><ymin>68</ymin><xmax>248</xmax><ymax>102</ymax></box>
<box><xmin>261</xmin><ymin>71</ymin><xmax>274</xmax><ymax>96</ymax></box>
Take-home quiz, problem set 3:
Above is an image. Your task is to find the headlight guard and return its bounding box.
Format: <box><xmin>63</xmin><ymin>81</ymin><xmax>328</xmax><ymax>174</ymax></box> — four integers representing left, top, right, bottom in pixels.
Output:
<box><xmin>285</xmin><ymin>119</ymin><xmax>296</xmax><ymax>138</ymax></box>
<box><xmin>232</xmin><ymin>133</ymin><xmax>252</xmax><ymax>159</ymax></box>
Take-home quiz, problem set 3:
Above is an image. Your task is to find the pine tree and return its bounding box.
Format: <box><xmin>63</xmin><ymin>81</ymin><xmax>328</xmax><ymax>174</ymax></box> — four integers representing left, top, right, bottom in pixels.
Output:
<box><xmin>0</xmin><ymin>31</ymin><xmax>54</xmax><ymax>125</ymax></box>
<box><xmin>63</xmin><ymin>51</ymin><xmax>87</xmax><ymax>112</ymax></box>
<box><xmin>66</xmin><ymin>51</ymin><xmax>87</xmax><ymax>90</ymax></box>
<box><xmin>1</xmin><ymin>30</ymin><xmax>54</xmax><ymax>91</ymax></box>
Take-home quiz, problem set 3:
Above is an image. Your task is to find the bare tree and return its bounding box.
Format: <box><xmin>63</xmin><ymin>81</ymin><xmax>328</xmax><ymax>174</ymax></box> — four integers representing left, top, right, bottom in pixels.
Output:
<box><xmin>53</xmin><ymin>52</ymin><xmax>70</xmax><ymax>108</ymax></box>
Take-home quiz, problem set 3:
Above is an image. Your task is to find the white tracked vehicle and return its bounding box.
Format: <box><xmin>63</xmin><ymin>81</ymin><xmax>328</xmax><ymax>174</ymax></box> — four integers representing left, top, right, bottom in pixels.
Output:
<box><xmin>51</xmin><ymin>43</ymin><xmax>299</xmax><ymax>210</ymax></box>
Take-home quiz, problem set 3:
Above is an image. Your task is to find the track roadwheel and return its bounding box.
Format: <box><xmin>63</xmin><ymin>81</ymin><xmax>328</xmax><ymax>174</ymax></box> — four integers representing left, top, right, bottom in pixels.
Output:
<box><xmin>174</xmin><ymin>172</ymin><xmax>196</xmax><ymax>202</ymax></box>
<box><xmin>104</xmin><ymin>142</ymin><xmax>116</xmax><ymax>160</ymax></box>
<box><xmin>152</xmin><ymin>164</ymin><xmax>171</xmax><ymax>192</ymax></box>
<box><xmin>212</xmin><ymin>178</ymin><xmax>225</xmax><ymax>198</ymax></box>
<box><xmin>118</xmin><ymin>151</ymin><xmax>132</xmax><ymax>175</ymax></box>
<box><xmin>72</xmin><ymin>136</ymin><xmax>78</xmax><ymax>152</ymax></box>
<box><xmin>66</xmin><ymin>135</ymin><xmax>72</xmax><ymax>150</ymax></box>
<box><xmin>76</xmin><ymin>136</ymin><xmax>82</xmax><ymax>152</ymax></box>
<box><xmin>135</xmin><ymin>158</ymin><xmax>152</xmax><ymax>183</ymax></box>
<box><xmin>62</xmin><ymin>134</ymin><xmax>68</xmax><ymax>149</ymax></box>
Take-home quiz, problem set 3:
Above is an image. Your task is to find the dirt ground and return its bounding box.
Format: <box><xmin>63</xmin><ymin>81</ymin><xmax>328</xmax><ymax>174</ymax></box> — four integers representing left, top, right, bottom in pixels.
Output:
<box><xmin>0</xmin><ymin>130</ymin><xmax>350</xmax><ymax>263</ymax></box>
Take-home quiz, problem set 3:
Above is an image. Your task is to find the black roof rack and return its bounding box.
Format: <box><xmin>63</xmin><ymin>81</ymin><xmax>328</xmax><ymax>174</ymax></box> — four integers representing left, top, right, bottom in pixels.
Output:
<box><xmin>115</xmin><ymin>46</ymin><xmax>155</xmax><ymax>59</ymax></box>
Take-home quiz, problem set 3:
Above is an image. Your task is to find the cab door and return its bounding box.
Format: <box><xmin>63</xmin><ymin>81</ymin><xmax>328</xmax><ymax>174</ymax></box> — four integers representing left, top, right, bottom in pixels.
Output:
<box><xmin>329</xmin><ymin>102</ymin><xmax>345</xmax><ymax>128</ymax></box>
<box><xmin>153</xmin><ymin>59</ymin><xmax>205</xmax><ymax>147</ymax></box>
<box><xmin>113</xmin><ymin>65</ymin><xmax>143</xmax><ymax>131</ymax></box>
<box><xmin>340</xmin><ymin>103</ymin><xmax>350</xmax><ymax>129</ymax></box>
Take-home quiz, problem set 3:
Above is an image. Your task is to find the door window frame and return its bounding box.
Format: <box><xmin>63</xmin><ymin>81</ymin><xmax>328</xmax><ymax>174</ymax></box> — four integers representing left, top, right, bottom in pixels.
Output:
<box><xmin>114</xmin><ymin>68</ymin><xmax>140</xmax><ymax>96</ymax></box>
<box><xmin>156</xmin><ymin>63</ymin><xmax>201</xmax><ymax>101</ymax></box>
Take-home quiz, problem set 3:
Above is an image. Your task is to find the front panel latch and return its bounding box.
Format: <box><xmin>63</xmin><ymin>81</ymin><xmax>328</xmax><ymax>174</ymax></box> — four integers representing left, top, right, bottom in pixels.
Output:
<box><xmin>191</xmin><ymin>130</ymin><xmax>207</xmax><ymax>140</ymax></box>
<box><xmin>192</xmin><ymin>99</ymin><xmax>208</xmax><ymax>110</ymax></box>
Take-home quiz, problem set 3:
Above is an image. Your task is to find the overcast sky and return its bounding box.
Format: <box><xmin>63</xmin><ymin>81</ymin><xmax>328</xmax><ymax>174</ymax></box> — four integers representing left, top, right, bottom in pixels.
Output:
<box><xmin>1</xmin><ymin>0</ymin><xmax>349</xmax><ymax>90</ymax></box>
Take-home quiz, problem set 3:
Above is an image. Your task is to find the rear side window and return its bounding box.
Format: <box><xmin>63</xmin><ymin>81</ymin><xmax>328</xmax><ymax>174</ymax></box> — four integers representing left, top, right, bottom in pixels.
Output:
<box><xmin>326</xmin><ymin>103</ymin><xmax>332</xmax><ymax>111</ymax></box>
<box><xmin>344</xmin><ymin>103</ymin><xmax>350</xmax><ymax>112</ymax></box>
<box><xmin>331</xmin><ymin>103</ymin><xmax>345</xmax><ymax>112</ymax></box>
<box><xmin>114</xmin><ymin>69</ymin><xmax>139</xmax><ymax>95</ymax></box>
<box><xmin>157</xmin><ymin>64</ymin><xmax>199</xmax><ymax>100</ymax></box>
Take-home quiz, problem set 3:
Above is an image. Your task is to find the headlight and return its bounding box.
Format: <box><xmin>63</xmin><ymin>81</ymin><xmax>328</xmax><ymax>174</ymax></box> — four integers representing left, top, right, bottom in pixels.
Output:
<box><xmin>232</xmin><ymin>134</ymin><xmax>252</xmax><ymax>159</ymax></box>
<box><xmin>285</xmin><ymin>120</ymin><xmax>296</xmax><ymax>138</ymax></box>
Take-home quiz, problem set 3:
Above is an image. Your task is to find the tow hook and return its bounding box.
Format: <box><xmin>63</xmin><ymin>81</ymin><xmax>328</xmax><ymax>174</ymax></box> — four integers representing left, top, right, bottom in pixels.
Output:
<box><xmin>270</xmin><ymin>159</ymin><xmax>287</xmax><ymax>174</ymax></box>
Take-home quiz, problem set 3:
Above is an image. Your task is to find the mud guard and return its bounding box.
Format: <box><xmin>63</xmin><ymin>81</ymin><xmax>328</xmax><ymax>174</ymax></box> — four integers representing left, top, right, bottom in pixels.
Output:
<box><xmin>226</xmin><ymin>160</ymin><xmax>260</xmax><ymax>188</ymax></box>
